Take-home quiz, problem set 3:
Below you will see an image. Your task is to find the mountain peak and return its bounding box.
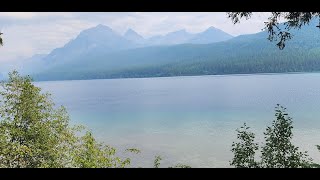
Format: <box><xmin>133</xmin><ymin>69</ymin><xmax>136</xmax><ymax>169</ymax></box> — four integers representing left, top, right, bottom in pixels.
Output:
<box><xmin>82</xmin><ymin>24</ymin><xmax>114</xmax><ymax>35</ymax></box>
<box><xmin>188</xmin><ymin>26</ymin><xmax>233</xmax><ymax>44</ymax></box>
<box><xmin>201</xmin><ymin>26</ymin><xmax>231</xmax><ymax>36</ymax></box>
<box><xmin>125</xmin><ymin>28</ymin><xmax>134</xmax><ymax>32</ymax></box>
<box><xmin>94</xmin><ymin>24</ymin><xmax>114</xmax><ymax>31</ymax></box>
<box><xmin>123</xmin><ymin>28</ymin><xmax>145</xmax><ymax>43</ymax></box>
<box><xmin>124</xmin><ymin>28</ymin><xmax>139</xmax><ymax>36</ymax></box>
<box><xmin>177</xmin><ymin>29</ymin><xmax>187</xmax><ymax>32</ymax></box>
<box><xmin>206</xmin><ymin>26</ymin><xmax>218</xmax><ymax>31</ymax></box>
<box><xmin>95</xmin><ymin>24</ymin><xmax>111</xmax><ymax>29</ymax></box>
<box><xmin>77</xmin><ymin>24</ymin><xmax>117</xmax><ymax>40</ymax></box>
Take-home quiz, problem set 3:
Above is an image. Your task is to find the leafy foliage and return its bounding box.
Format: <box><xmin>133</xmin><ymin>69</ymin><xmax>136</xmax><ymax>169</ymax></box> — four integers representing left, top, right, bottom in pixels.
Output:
<box><xmin>230</xmin><ymin>123</ymin><xmax>259</xmax><ymax>168</ymax></box>
<box><xmin>0</xmin><ymin>70</ymin><xmax>79</xmax><ymax>167</ymax></box>
<box><xmin>153</xmin><ymin>155</ymin><xmax>162</xmax><ymax>168</ymax></box>
<box><xmin>71</xmin><ymin>131</ymin><xmax>131</xmax><ymax>168</ymax></box>
<box><xmin>125</xmin><ymin>148</ymin><xmax>141</xmax><ymax>154</ymax></box>
<box><xmin>153</xmin><ymin>155</ymin><xmax>191</xmax><ymax>168</ymax></box>
<box><xmin>227</xmin><ymin>12</ymin><xmax>320</xmax><ymax>49</ymax></box>
<box><xmin>231</xmin><ymin>104</ymin><xmax>313</xmax><ymax>168</ymax></box>
<box><xmin>260</xmin><ymin>104</ymin><xmax>312</xmax><ymax>168</ymax></box>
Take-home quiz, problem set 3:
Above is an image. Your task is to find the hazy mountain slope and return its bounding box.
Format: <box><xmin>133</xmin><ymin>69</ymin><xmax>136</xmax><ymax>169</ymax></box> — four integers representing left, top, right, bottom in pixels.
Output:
<box><xmin>147</xmin><ymin>29</ymin><xmax>195</xmax><ymax>45</ymax></box>
<box><xmin>31</xmin><ymin>19</ymin><xmax>320</xmax><ymax>81</ymax></box>
<box><xmin>187</xmin><ymin>26</ymin><xmax>233</xmax><ymax>44</ymax></box>
<box><xmin>41</xmin><ymin>24</ymin><xmax>137</xmax><ymax>67</ymax></box>
<box><xmin>123</xmin><ymin>29</ymin><xmax>146</xmax><ymax>44</ymax></box>
<box><xmin>146</xmin><ymin>27</ymin><xmax>233</xmax><ymax>45</ymax></box>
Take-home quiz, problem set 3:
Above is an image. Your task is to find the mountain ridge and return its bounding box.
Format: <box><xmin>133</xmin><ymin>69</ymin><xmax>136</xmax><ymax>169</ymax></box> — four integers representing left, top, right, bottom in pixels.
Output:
<box><xmin>5</xmin><ymin>20</ymin><xmax>320</xmax><ymax>81</ymax></box>
<box><xmin>31</xmin><ymin>19</ymin><xmax>320</xmax><ymax>81</ymax></box>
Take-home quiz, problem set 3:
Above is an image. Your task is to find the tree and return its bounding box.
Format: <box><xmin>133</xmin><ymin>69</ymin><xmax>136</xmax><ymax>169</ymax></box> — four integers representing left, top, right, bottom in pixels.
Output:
<box><xmin>230</xmin><ymin>104</ymin><xmax>313</xmax><ymax>168</ymax></box>
<box><xmin>230</xmin><ymin>123</ymin><xmax>259</xmax><ymax>168</ymax></box>
<box><xmin>71</xmin><ymin>131</ymin><xmax>131</xmax><ymax>168</ymax></box>
<box><xmin>153</xmin><ymin>155</ymin><xmax>191</xmax><ymax>168</ymax></box>
<box><xmin>260</xmin><ymin>104</ymin><xmax>311</xmax><ymax>168</ymax></box>
<box><xmin>153</xmin><ymin>155</ymin><xmax>162</xmax><ymax>168</ymax></box>
<box><xmin>0</xmin><ymin>71</ymin><xmax>137</xmax><ymax>168</ymax></box>
<box><xmin>0</xmin><ymin>70</ymin><xmax>79</xmax><ymax>168</ymax></box>
<box><xmin>227</xmin><ymin>12</ymin><xmax>320</xmax><ymax>49</ymax></box>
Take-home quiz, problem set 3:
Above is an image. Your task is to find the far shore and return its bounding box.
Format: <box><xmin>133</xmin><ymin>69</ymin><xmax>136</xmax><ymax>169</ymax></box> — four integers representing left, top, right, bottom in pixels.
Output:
<box><xmin>31</xmin><ymin>71</ymin><xmax>320</xmax><ymax>83</ymax></box>
<box><xmin>2</xmin><ymin>71</ymin><xmax>320</xmax><ymax>83</ymax></box>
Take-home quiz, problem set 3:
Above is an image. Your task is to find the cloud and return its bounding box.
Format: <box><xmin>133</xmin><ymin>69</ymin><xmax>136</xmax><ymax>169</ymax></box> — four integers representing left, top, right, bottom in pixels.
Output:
<box><xmin>0</xmin><ymin>12</ymin><xmax>75</xmax><ymax>20</ymax></box>
<box><xmin>0</xmin><ymin>12</ymin><xmax>38</xmax><ymax>19</ymax></box>
<box><xmin>0</xmin><ymin>12</ymin><xmax>270</xmax><ymax>62</ymax></box>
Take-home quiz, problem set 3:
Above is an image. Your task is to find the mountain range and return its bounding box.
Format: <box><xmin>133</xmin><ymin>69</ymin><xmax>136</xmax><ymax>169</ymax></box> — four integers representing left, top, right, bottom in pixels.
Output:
<box><xmin>2</xmin><ymin>20</ymin><xmax>320</xmax><ymax>81</ymax></box>
<box><xmin>40</xmin><ymin>24</ymin><xmax>234</xmax><ymax>63</ymax></box>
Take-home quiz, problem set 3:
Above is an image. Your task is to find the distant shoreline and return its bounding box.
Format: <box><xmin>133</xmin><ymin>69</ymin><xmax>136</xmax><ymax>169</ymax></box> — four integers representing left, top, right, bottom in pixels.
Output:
<box><xmin>32</xmin><ymin>71</ymin><xmax>320</xmax><ymax>83</ymax></box>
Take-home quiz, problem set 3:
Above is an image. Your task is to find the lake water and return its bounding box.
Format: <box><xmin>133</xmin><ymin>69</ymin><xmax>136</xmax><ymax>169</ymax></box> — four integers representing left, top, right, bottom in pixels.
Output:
<box><xmin>36</xmin><ymin>73</ymin><xmax>320</xmax><ymax>167</ymax></box>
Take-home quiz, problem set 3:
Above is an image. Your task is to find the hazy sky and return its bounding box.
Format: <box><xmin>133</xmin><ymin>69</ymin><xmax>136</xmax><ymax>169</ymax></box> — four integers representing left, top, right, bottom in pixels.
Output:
<box><xmin>0</xmin><ymin>12</ymin><xmax>271</xmax><ymax>62</ymax></box>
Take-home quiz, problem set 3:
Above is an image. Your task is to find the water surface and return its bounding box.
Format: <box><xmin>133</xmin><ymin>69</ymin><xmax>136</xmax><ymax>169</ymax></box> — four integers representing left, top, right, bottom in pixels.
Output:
<box><xmin>36</xmin><ymin>73</ymin><xmax>320</xmax><ymax>167</ymax></box>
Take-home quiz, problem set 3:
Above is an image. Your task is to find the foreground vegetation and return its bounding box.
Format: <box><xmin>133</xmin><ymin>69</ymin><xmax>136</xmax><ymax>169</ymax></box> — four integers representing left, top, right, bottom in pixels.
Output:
<box><xmin>231</xmin><ymin>104</ymin><xmax>320</xmax><ymax>168</ymax></box>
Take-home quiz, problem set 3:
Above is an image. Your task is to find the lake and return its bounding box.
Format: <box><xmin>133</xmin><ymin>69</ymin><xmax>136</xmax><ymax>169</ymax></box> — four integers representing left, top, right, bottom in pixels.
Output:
<box><xmin>36</xmin><ymin>73</ymin><xmax>320</xmax><ymax>167</ymax></box>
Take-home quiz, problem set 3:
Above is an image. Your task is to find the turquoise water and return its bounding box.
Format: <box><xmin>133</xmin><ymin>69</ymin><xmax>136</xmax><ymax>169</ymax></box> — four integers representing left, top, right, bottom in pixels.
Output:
<box><xmin>36</xmin><ymin>73</ymin><xmax>320</xmax><ymax>167</ymax></box>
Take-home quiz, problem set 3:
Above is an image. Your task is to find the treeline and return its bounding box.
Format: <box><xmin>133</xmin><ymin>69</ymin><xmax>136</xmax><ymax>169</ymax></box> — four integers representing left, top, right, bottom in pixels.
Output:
<box><xmin>34</xmin><ymin>48</ymin><xmax>320</xmax><ymax>81</ymax></box>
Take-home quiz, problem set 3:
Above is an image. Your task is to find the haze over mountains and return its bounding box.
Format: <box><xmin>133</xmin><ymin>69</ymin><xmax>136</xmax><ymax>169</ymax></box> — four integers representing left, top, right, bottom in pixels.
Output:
<box><xmin>143</xmin><ymin>27</ymin><xmax>234</xmax><ymax>46</ymax></box>
<box><xmin>43</xmin><ymin>24</ymin><xmax>234</xmax><ymax>59</ymax></box>
<box><xmin>2</xmin><ymin>20</ymin><xmax>320</xmax><ymax>81</ymax></box>
<box><xmin>123</xmin><ymin>28</ymin><xmax>146</xmax><ymax>44</ymax></box>
<box><xmin>0</xmin><ymin>25</ymin><xmax>234</xmax><ymax>79</ymax></box>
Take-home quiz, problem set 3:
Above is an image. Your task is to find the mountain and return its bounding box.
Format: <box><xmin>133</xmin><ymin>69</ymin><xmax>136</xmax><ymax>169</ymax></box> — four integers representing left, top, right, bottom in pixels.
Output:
<box><xmin>40</xmin><ymin>24</ymin><xmax>137</xmax><ymax>67</ymax></box>
<box><xmin>146</xmin><ymin>27</ymin><xmax>233</xmax><ymax>45</ymax></box>
<box><xmin>19</xmin><ymin>54</ymin><xmax>47</xmax><ymax>74</ymax></box>
<box><xmin>0</xmin><ymin>25</ymin><xmax>238</xmax><ymax>81</ymax></box>
<box><xmin>123</xmin><ymin>29</ymin><xmax>145</xmax><ymax>44</ymax></box>
<box><xmin>187</xmin><ymin>26</ymin><xmax>233</xmax><ymax>44</ymax></box>
<box><xmin>147</xmin><ymin>29</ymin><xmax>195</xmax><ymax>45</ymax></box>
<box><xmin>0</xmin><ymin>54</ymin><xmax>48</xmax><ymax>79</ymax></box>
<box><xmin>31</xmin><ymin>19</ymin><xmax>320</xmax><ymax>81</ymax></box>
<box><xmin>23</xmin><ymin>25</ymin><xmax>233</xmax><ymax>76</ymax></box>
<box><xmin>24</xmin><ymin>54</ymin><xmax>46</xmax><ymax>62</ymax></box>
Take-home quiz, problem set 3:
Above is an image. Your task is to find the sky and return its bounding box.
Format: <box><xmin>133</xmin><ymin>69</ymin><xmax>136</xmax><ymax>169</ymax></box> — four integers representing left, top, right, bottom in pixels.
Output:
<box><xmin>0</xmin><ymin>12</ymin><xmax>271</xmax><ymax>62</ymax></box>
